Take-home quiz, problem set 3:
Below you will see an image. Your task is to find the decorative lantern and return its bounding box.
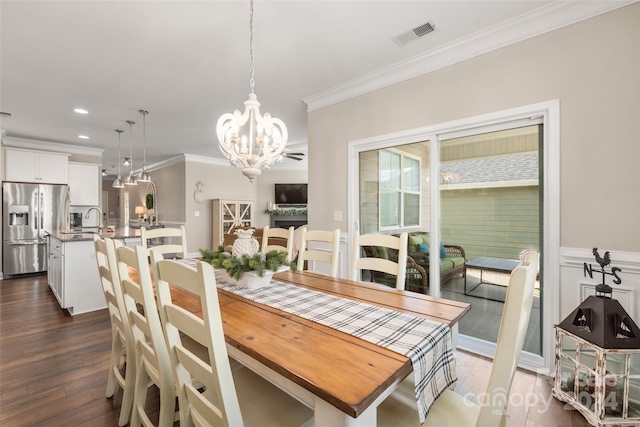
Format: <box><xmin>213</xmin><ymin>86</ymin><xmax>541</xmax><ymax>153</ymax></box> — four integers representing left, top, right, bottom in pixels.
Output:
<box><xmin>553</xmin><ymin>248</ymin><xmax>640</xmax><ymax>426</ymax></box>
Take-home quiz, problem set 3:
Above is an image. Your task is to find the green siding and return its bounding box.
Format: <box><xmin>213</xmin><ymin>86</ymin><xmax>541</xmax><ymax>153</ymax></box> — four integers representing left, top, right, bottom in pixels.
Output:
<box><xmin>441</xmin><ymin>186</ymin><xmax>540</xmax><ymax>260</ymax></box>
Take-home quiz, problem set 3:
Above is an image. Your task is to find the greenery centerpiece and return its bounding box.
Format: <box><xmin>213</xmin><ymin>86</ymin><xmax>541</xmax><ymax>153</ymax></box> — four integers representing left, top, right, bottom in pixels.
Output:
<box><xmin>199</xmin><ymin>246</ymin><xmax>296</xmax><ymax>288</ymax></box>
<box><xmin>264</xmin><ymin>207</ymin><xmax>308</xmax><ymax>216</ymax></box>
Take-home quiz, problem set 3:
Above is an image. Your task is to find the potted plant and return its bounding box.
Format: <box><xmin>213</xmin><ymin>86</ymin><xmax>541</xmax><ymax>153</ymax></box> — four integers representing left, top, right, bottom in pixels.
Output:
<box><xmin>199</xmin><ymin>244</ymin><xmax>295</xmax><ymax>290</ymax></box>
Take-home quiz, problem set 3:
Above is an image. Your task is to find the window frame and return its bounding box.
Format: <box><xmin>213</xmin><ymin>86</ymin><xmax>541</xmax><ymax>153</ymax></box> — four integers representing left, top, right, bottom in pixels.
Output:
<box><xmin>378</xmin><ymin>148</ymin><xmax>422</xmax><ymax>231</ymax></box>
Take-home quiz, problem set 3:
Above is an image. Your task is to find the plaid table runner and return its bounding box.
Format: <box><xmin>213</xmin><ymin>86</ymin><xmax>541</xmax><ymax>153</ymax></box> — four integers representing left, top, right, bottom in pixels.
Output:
<box><xmin>178</xmin><ymin>259</ymin><xmax>456</xmax><ymax>423</ymax></box>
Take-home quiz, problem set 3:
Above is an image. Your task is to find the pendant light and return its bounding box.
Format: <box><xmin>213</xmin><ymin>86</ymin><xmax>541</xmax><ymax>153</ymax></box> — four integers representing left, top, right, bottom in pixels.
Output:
<box><xmin>137</xmin><ymin>109</ymin><xmax>152</xmax><ymax>182</ymax></box>
<box><xmin>124</xmin><ymin>120</ymin><xmax>137</xmax><ymax>186</ymax></box>
<box><xmin>216</xmin><ymin>0</ymin><xmax>287</xmax><ymax>182</ymax></box>
<box><xmin>112</xmin><ymin>129</ymin><xmax>125</xmax><ymax>188</ymax></box>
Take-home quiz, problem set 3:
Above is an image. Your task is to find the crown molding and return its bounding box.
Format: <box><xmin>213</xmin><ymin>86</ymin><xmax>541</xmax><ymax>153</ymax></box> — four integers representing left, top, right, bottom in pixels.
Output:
<box><xmin>1</xmin><ymin>135</ymin><xmax>104</xmax><ymax>156</ymax></box>
<box><xmin>183</xmin><ymin>153</ymin><xmax>230</xmax><ymax>166</ymax></box>
<box><xmin>147</xmin><ymin>153</ymin><xmax>308</xmax><ymax>173</ymax></box>
<box><xmin>304</xmin><ymin>0</ymin><xmax>636</xmax><ymax>111</ymax></box>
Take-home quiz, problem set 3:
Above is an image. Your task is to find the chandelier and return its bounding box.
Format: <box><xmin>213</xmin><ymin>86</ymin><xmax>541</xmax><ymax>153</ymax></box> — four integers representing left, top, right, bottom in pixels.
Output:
<box><xmin>216</xmin><ymin>0</ymin><xmax>288</xmax><ymax>182</ymax></box>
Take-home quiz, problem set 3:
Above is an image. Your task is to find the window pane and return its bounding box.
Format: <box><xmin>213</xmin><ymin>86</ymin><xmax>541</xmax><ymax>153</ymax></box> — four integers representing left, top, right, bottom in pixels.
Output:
<box><xmin>404</xmin><ymin>193</ymin><xmax>420</xmax><ymax>226</ymax></box>
<box><xmin>380</xmin><ymin>150</ymin><xmax>401</xmax><ymax>189</ymax></box>
<box><xmin>403</xmin><ymin>157</ymin><xmax>420</xmax><ymax>191</ymax></box>
<box><xmin>380</xmin><ymin>190</ymin><xmax>400</xmax><ymax>227</ymax></box>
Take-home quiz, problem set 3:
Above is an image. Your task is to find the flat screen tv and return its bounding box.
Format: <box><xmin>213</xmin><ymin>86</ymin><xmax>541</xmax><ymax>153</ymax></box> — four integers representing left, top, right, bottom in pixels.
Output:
<box><xmin>274</xmin><ymin>183</ymin><xmax>307</xmax><ymax>205</ymax></box>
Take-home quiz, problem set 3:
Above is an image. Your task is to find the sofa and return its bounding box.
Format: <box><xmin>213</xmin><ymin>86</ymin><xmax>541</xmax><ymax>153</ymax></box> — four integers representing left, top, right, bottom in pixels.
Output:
<box><xmin>401</xmin><ymin>231</ymin><xmax>466</xmax><ymax>288</ymax></box>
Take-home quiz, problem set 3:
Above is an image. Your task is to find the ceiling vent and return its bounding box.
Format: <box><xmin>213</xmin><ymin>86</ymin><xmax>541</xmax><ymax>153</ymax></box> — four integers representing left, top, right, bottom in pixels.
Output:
<box><xmin>392</xmin><ymin>21</ymin><xmax>436</xmax><ymax>47</ymax></box>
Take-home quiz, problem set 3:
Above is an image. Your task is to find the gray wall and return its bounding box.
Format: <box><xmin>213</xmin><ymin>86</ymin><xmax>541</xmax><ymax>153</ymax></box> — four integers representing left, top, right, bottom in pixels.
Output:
<box><xmin>308</xmin><ymin>4</ymin><xmax>640</xmax><ymax>252</ymax></box>
<box><xmin>255</xmin><ymin>168</ymin><xmax>308</xmax><ymax>228</ymax></box>
<box><xmin>184</xmin><ymin>160</ymin><xmax>256</xmax><ymax>255</ymax></box>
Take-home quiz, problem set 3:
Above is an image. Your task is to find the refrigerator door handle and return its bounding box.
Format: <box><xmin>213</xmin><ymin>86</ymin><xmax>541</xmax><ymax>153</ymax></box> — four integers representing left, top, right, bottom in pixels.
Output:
<box><xmin>40</xmin><ymin>192</ymin><xmax>45</xmax><ymax>231</ymax></box>
<box><xmin>7</xmin><ymin>240</ymin><xmax>41</xmax><ymax>246</ymax></box>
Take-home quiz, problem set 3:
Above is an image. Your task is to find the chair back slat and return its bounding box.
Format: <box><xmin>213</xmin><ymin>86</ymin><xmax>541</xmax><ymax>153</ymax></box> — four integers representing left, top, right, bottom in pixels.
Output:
<box><xmin>141</xmin><ymin>225</ymin><xmax>188</xmax><ymax>259</ymax></box>
<box><xmin>297</xmin><ymin>227</ymin><xmax>341</xmax><ymax>277</ymax></box>
<box><xmin>261</xmin><ymin>225</ymin><xmax>294</xmax><ymax>262</ymax></box>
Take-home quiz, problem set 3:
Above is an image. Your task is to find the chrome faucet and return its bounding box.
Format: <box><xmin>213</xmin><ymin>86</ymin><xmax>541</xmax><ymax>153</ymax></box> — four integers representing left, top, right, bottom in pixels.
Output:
<box><xmin>85</xmin><ymin>207</ymin><xmax>103</xmax><ymax>230</ymax></box>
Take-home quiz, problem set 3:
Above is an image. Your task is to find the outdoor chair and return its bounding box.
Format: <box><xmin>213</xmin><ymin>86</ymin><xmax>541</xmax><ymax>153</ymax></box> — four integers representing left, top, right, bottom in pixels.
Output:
<box><xmin>362</xmin><ymin>245</ymin><xmax>428</xmax><ymax>293</ymax></box>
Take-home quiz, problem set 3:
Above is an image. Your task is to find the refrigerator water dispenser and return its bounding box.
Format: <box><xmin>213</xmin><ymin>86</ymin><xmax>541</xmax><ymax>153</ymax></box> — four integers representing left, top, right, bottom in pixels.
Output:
<box><xmin>8</xmin><ymin>205</ymin><xmax>29</xmax><ymax>226</ymax></box>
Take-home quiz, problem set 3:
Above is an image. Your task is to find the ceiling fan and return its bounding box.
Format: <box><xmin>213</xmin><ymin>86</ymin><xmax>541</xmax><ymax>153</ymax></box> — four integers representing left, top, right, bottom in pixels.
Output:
<box><xmin>283</xmin><ymin>151</ymin><xmax>305</xmax><ymax>161</ymax></box>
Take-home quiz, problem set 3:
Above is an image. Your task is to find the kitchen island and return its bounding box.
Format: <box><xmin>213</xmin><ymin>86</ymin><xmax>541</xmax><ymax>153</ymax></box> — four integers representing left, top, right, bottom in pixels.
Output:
<box><xmin>47</xmin><ymin>227</ymin><xmax>144</xmax><ymax>315</ymax></box>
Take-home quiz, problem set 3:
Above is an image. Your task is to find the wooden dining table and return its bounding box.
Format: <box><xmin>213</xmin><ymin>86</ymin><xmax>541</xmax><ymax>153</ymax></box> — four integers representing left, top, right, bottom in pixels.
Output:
<box><xmin>170</xmin><ymin>268</ymin><xmax>470</xmax><ymax>427</ymax></box>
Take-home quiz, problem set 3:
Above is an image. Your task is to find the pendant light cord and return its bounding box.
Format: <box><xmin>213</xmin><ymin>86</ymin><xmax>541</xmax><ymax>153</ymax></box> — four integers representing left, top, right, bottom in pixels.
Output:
<box><xmin>127</xmin><ymin>120</ymin><xmax>135</xmax><ymax>173</ymax></box>
<box><xmin>249</xmin><ymin>0</ymin><xmax>255</xmax><ymax>94</ymax></box>
<box><xmin>140</xmin><ymin>110</ymin><xmax>148</xmax><ymax>167</ymax></box>
<box><xmin>117</xmin><ymin>129</ymin><xmax>123</xmax><ymax>176</ymax></box>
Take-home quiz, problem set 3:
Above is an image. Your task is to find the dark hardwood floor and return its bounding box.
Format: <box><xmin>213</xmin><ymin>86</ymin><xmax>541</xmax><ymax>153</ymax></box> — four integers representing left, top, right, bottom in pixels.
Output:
<box><xmin>0</xmin><ymin>274</ymin><xmax>591</xmax><ymax>427</ymax></box>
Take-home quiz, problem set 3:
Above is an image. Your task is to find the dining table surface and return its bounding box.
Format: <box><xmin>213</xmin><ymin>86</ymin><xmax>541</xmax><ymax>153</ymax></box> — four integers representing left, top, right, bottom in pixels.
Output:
<box><xmin>167</xmin><ymin>267</ymin><xmax>471</xmax><ymax>427</ymax></box>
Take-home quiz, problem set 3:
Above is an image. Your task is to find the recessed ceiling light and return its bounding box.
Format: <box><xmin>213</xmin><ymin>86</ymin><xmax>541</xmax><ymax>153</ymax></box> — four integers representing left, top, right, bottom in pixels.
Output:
<box><xmin>74</xmin><ymin>108</ymin><xmax>89</xmax><ymax>114</ymax></box>
<box><xmin>78</xmin><ymin>135</ymin><xmax>90</xmax><ymax>139</ymax></box>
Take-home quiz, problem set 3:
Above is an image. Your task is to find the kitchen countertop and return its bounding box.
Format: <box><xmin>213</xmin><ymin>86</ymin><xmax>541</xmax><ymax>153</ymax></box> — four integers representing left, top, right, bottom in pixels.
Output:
<box><xmin>47</xmin><ymin>227</ymin><xmax>144</xmax><ymax>242</ymax></box>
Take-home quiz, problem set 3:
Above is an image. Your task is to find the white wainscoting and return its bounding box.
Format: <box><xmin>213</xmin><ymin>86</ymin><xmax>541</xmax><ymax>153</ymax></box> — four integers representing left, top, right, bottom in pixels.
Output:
<box><xmin>559</xmin><ymin>247</ymin><xmax>640</xmax><ymax>322</ymax></box>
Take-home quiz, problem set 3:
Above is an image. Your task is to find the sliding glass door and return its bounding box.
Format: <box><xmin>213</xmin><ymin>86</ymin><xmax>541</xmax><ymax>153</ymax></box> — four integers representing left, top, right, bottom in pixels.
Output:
<box><xmin>351</xmin><ymin>100</ymin><xmax>559</xmax><ymax>370</ymax></box>
<box><xmin>438</xmin><ymin>125</ymin><xmax>542</xmax><ymax>356</ymax></box>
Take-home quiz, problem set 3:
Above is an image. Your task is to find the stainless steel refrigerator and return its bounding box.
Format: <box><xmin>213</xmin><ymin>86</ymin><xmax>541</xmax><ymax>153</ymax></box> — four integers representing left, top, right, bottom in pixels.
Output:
<box><xmin>2</xmin><ymin>182</ymin><xmax>69</xmax><ymax>276</ymax></box>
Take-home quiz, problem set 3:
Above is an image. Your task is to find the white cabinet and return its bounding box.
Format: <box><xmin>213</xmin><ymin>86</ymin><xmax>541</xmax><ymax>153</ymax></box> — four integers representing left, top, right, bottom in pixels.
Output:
<box><xmin>212</xmin><ymin>199</ymin><xmax>254</xmax><ymax>247</ymax></box>
<box><xmin>5</xmin><ymin>149</ymin><xmax>69</xmax><ymax>184</ymax></box>
<box><xmin>47</xmin><ymin>237</ymin><xmax>106</xmax><ymax>315</ymax></box>
<box><xmin>69</xmin><ymin>162</ymin><xmax>99</xmax><ymax>205</ymax></box>
<box><xmin>48</xmin><ymin>236</ymin><xmax>64</xmax><ymax>305</ymax></box>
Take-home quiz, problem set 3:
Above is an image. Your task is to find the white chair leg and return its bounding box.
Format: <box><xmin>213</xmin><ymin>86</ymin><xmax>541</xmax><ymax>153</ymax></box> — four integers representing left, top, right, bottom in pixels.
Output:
<box><xmin>105</xmin><ymin>330</ymin><xmax>121</xmax><ymax>398</ymax></box>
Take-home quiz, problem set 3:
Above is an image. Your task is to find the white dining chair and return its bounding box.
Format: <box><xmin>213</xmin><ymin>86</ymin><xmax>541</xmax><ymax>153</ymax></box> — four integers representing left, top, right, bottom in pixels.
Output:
<box><xmin>377</xmin><ymin>254</ymin><xmax>539</xmax><ymax>427</ymax></box>
<box><xmin>115</xmin><ymin>244</ymin><xmax>177</xmax><ymax>427</ymax></box>
<box><xmin>93</xmin><ymin>235</ymin><xmax>135</xmax><ymax>426</ymax></box>
<box><xmin>350</xmin><ymin>231</ymin><xmax>409</xmax><ymax>290</ymax></box>
<box><xmin>296</xmin><ymin>227</ymin><xmax>341</xmax><ymax>277</ymax></box>
<box><xmin>151</xmin><ymin>252</ymin><xmax>314</xmax><ymax>427</ymax></box>
<box><xmin>140</xmin><ymin>225</ymin><xmax>188</xmax><ymax>259</ymax></box>
<box><xmin>261</xmin><ymin>225</ymin><xmax>294</xmax><ymax>261</ymax></box>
